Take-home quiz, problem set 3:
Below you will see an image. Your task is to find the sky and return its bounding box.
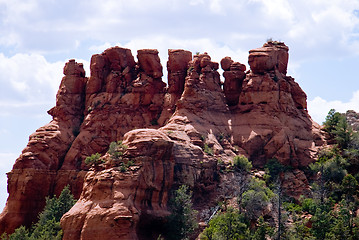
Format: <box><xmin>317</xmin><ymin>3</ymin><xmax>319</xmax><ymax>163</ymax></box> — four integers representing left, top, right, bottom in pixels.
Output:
<box><xmin>1</xmin><ymin>0</ymin><xmax>359</xmax><ymax>211</ymax></box>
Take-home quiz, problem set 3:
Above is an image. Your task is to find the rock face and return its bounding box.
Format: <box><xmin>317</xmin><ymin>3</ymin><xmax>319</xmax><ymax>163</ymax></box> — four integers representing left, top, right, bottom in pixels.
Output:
<box><xmin>0</xmin><ymin>42</ymin><xmax>325</xmax><ymax>238</ymax></box>
<box><xmin>248</xmin><ymin>41</ymin><xmax>289</xmax><ymax>75</ymax></box>
<box><xmin>227</xmin><ymin>41</ymin><xmax>324</xmax><ymax>168</ymax></box>
<box><xmin>221</xmin><ymin>56</ymin><xmax>246</xmax><ymax>106</ymax></box>
<box><xmin>0</xmin><ymin>59</ymin><xmax>87</xmax><ymax>233</ymax></box>
<box><xmin>0</xmin><ymin>47</ymin><xmax>171</xmax><ymax>235</ymax></box>
<box><xmin>61</xmin><ymin>129</ymin><xmax>175</xmax><ymax>240</ymax></box>
<box><xmin>346</xmin><ymin>110</ymin><xmax>359</xmax><ymax>131</ymax></box>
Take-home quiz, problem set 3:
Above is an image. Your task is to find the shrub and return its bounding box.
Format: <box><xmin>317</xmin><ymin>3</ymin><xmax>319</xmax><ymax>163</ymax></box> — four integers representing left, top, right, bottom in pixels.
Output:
<box><xmin>233</xmin><ymin>155</ymin><xmax>252</xmax><ymax>173</ymax></box>
<box><xmin>126</xmin><ymin>160</ymin><xmax>135</xmax><ymax>167</ymax></box>
<box><xmin>84</xmin><ymin>153</ymin><xmax>103</xmax><ymax>166</ymax></box>
<box><xmin>108</xmin><ymin>141</ymin><xmax>118</xmax><ymax>156</ymax></box>
<box><xmin>301</xmin><ymin>198</ymin><xmax>317</xmax><ymax>215</ymax></box>
<box><xmin>345</xmin><ymin>133</ymin><xmax>359</xmax><ymax>166</ymax></box>
<box><xmin>264</xmin><ymin>158</ymin><xmax>288</xmax><ymax>188</ymax></box>
<box><xmin>333</xmin><ymin>117</ymin><xmax>353</xmax><ymax>150</ymax></box>
<box><xmin>3</xmin><ymin>226</ymin><xmax>29</xmax><ymax>240</ymax></box>
<box><xmin>341</xmin><ymin>174</ymin><xmax>358</xmax><ymax>198</ymax></box>
<box><xmin>310</xmin><ymin>206</ymin><xmax>334</xmax><ymax>239</ymax></box>
<box><xmin>119</xmin><ymin>165</ymin><xmax>127</xmax><ymax>172</ymax></box>
<box><xmin>108</xmin><ymin>141</ymin><xmax>127</xmax><ymax>161</ymax></box>
<box><xmin>200</xmin><ymin>208</ymin><xmax>250</xmax><ymax>240</ymax></box>
<box><xmin>203</xmin><ymin>144</ymin><xmax>213</xmax><ymax>156</ymax></box>
<box><xmin>30</xmin><ymin>219</ymin><xmax>62</xmax><ymax>240</ymax></box>
<box><xmin>322</xmin><ymin>109</ymin><xmax>356</xmax><ymax>151</ymax></box>
<box><xmin>283</xmin><ymin>202</ymin><xmax>302</xmax><ymax>214</ymax></box>
<box><xmin>240</xmin><ymin>178</ymin><xmax>274</xmax><ymax>221</ymax></box>
<box><xmin>325</xmin><ymin>158</ymin><xmax>348</xmax><ymax>183</ymax></box>
<box><xmin>251</xmin><ymin>216</ymin><xmax>273</xmax><ymax>240</ymax></box>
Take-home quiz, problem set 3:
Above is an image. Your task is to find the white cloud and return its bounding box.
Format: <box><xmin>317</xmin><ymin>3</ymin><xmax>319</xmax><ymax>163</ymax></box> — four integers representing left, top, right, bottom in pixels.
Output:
<box><xmin>0</xmin><ymin>0</ymin><xmax>38</xmax><ymax>21</ymax></box>
<box><xmin>0</xmin><ymin>53</ymin><xmax>90</xmax><ymax>110</ymax></box>
<box><xmin>88</xmin><ymin>42</ymin><xmax>113</xmax><ymax>53</ymax></box>
<box><xmin>189</xmin><ymin>0</ymin><xmax>204</xmax><ymax>5</ymax></box>
<box><xmin>308</xmin><ymin>90</ymin><xmax>359</xmax><ymax>124</ymax></box>
<box><xmin>257</xmin><ymin>0</ymin><xmax>294</xmax><ymax>22</ymax></box>
<box><xmin>209</xmin><ymin>0</ymin><xmax>224</xmax><ymax>14</ymax></box>
<box><xmin>0</xmin><ymin>0</ymin><xmax>358</xmax><ymax>63</ymax></box>
<box><xmin>0</xmin><ymin>53</ymin><xmax>64</xmax><ymax>101</ymax></box>
<box><xmin>286</xmin><ymin>1</ymin><xmax>359</xmax><ymax>58</ymax></box>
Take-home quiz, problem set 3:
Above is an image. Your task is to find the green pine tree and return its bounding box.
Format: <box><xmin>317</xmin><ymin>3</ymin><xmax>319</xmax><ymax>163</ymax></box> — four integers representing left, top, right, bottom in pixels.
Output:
<box><xmin>165</xmin><ymin>185</ymin><xmax>198</xmax><ymax>240</ymax></box>
<box><xmin>2</xmin><ymin>185</ymin><xmax>75</xmax><ymax>240</ymax></box>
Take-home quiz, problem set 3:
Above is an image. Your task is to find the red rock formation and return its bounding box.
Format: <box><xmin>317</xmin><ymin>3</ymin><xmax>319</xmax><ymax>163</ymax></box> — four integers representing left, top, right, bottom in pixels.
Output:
<box><xmin>164</xmin><ymin>52</ymin><xmax>231</xmax><ymax>204</ymax></box>
<box><xmin>0</xmin><ymin>60</ymin><xmax>87</xmax><ymax>234</ymax></box>
<box><xmin>137</xmin><ymin>49</ymin><xmax>163</xmax><ymax>79</ymax></box>
<box><xmin>62</xmin><ymin>47</ymin><xmax>167</xmax><ymax>172</ymax></box>
<box><xmin>0</xmin><ymin>43</ymin><xmax>325</xmax><ymax>238</ymax></box>
<box><xmin>158</xmin><ymin>49</ymin><xmax>192</xmax><ymax>125</ymax></box>
<box><xmin>167</xmin><ymin>49</ymin><xmax>192</xmax><ymax>94</ymax></box>
<box><xmin>61</xmin><ymin>129</ymin><xmax>175</xmax><ymax>240</ymax></box>
<box><xmin>281</xmin><ymin>169</ymin><xmax>311</xmax><ymax>199</ymax></box>
<box><xmin>248</xmin><ymin>41</ymin><xmax>289</xmax><ymax>75</ymax></box>
<box><xmin>225</xmin><ymin>41</ymin><xmax>324</xmax><ymax>168</ymax></box>
<box><xmin>0</xmin><ymin>47</ymin><xmax>173</xmax><ymax>235</ymax></box>
<box><xmin>221</xmin><ymin>57</ymin><xmax>246</xmax><ymax>106</ymax></box>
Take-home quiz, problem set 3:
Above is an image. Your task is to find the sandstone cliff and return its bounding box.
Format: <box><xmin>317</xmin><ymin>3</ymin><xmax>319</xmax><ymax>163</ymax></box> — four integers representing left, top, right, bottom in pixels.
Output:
<box><xmin>0</xmin><ymin>42</ymin><xmax>325</xmax><ymax>238</ymax></box>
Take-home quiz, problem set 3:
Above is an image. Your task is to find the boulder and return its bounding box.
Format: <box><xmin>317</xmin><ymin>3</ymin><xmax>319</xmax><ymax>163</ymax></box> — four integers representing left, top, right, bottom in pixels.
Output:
<box><xmin>167</xmin><ymin>49</ymin><xmax>192</xmax><ymax>94</ymax></box>
<box><xmin>221</xmin><ymin>58</ymin><xmax>246</xmax><ymax>106</ymax></box>
<box><xmin>248</xmin><ymin>41</ymin><xmax>289</xmax><ymax>74</ymax></box>
<box><xmin>137</xmin><ymin>49</ymin><xmax>163</xmax><ymax>79</ymax></box>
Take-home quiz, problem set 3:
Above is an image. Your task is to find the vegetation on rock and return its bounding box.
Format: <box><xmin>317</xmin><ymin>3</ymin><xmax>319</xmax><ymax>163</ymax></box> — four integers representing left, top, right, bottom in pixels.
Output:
<box><xmin>84</xmin><ymin>141</ymin><xmax>133</xmax><ymax>172</ymax></box>
<box><xmin>203</xmin><ymin>143</ymin><xmax>214</xmax><ymax>156</ymax></box>
<box><xmin>233</xmin><ymin>155</ymin><xmax>252</xmax><ymax>173</ymax></box>
<box><xmin>84</xmin><ymin>153</ymin><xmax>103</xmax><ymax>167</ymax></box>
<box><xmin>108</xmin><ymin>141</ymin><xmax>128</xmax><ymax>160</ymax></box>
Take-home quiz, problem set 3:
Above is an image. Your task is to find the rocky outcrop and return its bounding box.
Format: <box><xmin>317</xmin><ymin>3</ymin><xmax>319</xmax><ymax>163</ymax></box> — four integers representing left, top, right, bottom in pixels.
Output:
<box><xmin>346</xmin><ymin>110</ymin><xmax>359</xmax><ymax>131</ymax></box>
<box><xmin>227</xmin><ymin>41</ymin><xmax>324</xmax><ymax>167</ymax></box>
<box><xmin>61</xmin><ymin>129</ymin><xmax>175</xmax><ymax>240</ymax></box>
<box><xmin>0</xmin><ymin>60</ymin><xmax>87</xmax><ymax>233</ymax></box>
<box><xmin>0</xmin><ymin>42</ymin><xmax>325</xmax><ymax>237</ymax></box>
<box><xmin>221</xmin><ymin>57</ymin><xmax>246</xmax><ymax>106</ymax></box>
<box><xmin>0</xmin><ymin>47</ymin><xmax>173</xmax><ymax>235</ymax></box>
<box><xmin>167</xmin><ymin>49</ymin><xmax>192</xmax><ymax>95</ymax></box>
<box><xmin>248</xmin><ymin>41</ymin><xmax>289</xmax><ymax>75</ymax></box>
<box><xmin>64</xmin><ymin>47</ymin><xmax>168</xmax><ymax>171</ymax></box>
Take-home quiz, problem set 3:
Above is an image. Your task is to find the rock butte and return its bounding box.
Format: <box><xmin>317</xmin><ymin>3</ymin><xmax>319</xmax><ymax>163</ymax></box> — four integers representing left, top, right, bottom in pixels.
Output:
<box><xmin>0</xmin><ymin>42</ymin><xmax>325</xmax><ymax>239</ymax></box>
